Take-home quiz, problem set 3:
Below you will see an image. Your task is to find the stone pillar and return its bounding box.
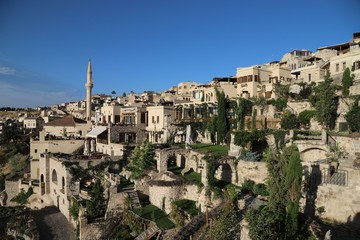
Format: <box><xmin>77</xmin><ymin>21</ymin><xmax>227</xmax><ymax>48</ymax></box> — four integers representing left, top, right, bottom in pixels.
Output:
<box><xmin>201</xmin><ymin>161</ymin><xmax>208</xmax><ymax>187</ymax></box>
<box><xmin>322</xmin><ymin>129</ymin><xmax>327</xmax><ymax>144</ymax></box>
<box><xmin>156</xmin><ymin>150</ymin><xmax>167</xmax><ymax>173</ymax></box>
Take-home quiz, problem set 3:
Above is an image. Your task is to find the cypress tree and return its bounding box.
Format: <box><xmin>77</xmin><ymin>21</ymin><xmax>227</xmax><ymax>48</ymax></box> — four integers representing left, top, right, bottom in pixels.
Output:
<box><xmin>284</xmin><ymin>145</ymin><xmax>302</xmax><ymax>238</ymax></box>
<box><xmin>342</xmin><ymin>67</ymin><xmax>354</xmax><ymax>97</ymax></box>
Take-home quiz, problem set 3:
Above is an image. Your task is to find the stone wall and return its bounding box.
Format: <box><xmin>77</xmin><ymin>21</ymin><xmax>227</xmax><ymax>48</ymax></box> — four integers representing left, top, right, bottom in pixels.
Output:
<box><xmin>236</xmin><ymin>161</ymin><xmax>267</xmax><ymax>185</ymax></box>
<box><xmin>109</xmin><ymin>124</ymin><xmax>147</xmax><ymax>144</ymax></box>
<box><xmin>149</xmin><ymin>182</ymin><xmax>199</xmax><ymax>214</ymax></box>
<box><xmin>287</xmin><ymin>100</ymin><xmax>312</xmax><ymax>115</ymax></box>
<box><xmin>315</xmin><ymin>162</ymin><xmax>360</xmax><ymax>222</ymax></box>
<box><xmin>5</xmin><ymin>179</ymin><xmax>19</xmax><ymax>206</ymax></box>
<box><xmin>333</xmin><ymin>136</ymin><xmax>360</xmax><ymax>156</ymax></box>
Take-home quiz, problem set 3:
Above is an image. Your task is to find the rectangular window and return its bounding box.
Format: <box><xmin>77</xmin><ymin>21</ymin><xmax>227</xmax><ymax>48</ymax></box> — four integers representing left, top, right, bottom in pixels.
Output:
<box><xmin>152</xmin><ymin>116</ymin><xmax>155</xmax><ymax>123</ymax></box>
<box><xmin>35</xmin><ymin>149</ymin><xmax>37</xmax><ymax>153</ymax></box>
<box><xmin>343</xmin><ymin>62</ymin><xmax>346</xmax><ymax>70</ymax></box>
<box><xmin>141</xmin><ymin>112</ymin><xmax>146</xmax><ymax>124</ymax></box>
<box><xmin>336</xmin><ymin>63</ymin><xmax>339</xmax><ymax>72</ymax></box>
<box><xmin>308</xmin><ymin>73</ymin><xmax>311</xmax><ymax>82</ymax></box>
<box><xmin>157</xmin><ymin>116</ymin><xmax>160</xmax><ymax>123</ymax></box>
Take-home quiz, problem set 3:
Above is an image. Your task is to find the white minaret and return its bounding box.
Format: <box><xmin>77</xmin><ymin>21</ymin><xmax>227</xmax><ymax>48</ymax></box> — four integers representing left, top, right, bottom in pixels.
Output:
<box><xmin>85</xmin><ymin>60</ymin><xmax>93</xmax><ymax>121</ymax></box>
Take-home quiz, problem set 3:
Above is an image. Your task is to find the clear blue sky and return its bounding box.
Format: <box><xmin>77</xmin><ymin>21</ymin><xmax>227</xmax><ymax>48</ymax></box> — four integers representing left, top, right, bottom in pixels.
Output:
<box><xmin>0</xmin><ymin>0</ymin><xmax>359</xmax><ymax>107</ymax></box>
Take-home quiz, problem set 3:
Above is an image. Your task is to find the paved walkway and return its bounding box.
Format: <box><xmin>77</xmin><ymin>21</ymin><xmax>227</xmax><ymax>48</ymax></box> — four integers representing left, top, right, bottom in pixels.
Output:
<box><xmin>30</xmin><ymin>206</ymin><xmax>76</xmax><ymax>240</ymax></box>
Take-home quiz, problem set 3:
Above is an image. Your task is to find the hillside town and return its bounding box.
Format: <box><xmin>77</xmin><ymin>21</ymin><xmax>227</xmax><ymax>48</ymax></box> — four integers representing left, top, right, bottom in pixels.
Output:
<box><xmin>1</xmin><ymin>32</ymin><xmax>360</xmax><ymax>240</ymax></box>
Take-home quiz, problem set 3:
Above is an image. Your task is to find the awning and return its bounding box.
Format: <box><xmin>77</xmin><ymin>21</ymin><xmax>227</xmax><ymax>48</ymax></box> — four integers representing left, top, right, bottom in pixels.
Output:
<box><xmin>86</xmin><ymin>126</ymin><xmax>107</xmax><ymax>138</ymax></box>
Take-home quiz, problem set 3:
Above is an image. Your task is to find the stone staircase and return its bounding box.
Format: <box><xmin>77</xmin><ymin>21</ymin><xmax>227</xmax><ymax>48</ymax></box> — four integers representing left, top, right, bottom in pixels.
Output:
<box><xmin>172</xmin><ymin>204</ymin><xmax>223</xmax><ymax>240</ymax></box>
<box><xmin>134</xmin><ymin>226</ymin><xmax>160</xmax><ymax>240</ymax></box>
<box><xmin>127</xmin><ymin>191</ymin><xmax>141</xmax><ymax>209</ymax></box>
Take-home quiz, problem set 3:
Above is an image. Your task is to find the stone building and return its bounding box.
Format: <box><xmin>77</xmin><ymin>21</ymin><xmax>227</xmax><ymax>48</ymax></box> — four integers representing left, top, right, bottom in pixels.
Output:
<box><xmin>43</xmin><ymin>115</ymin><xmax>91</xmax><ymax>138</ymax></box>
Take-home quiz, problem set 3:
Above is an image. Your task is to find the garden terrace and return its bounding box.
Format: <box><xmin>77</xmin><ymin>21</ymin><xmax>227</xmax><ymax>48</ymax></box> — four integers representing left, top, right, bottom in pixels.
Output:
<box><xmin>190</xmin><ymin>143</ymin><xmax>228</xmax><ymax>156</ymax></box>
<box><xmin>132</xmin><ymin>204</ymin><xmax>175</xmax><ymax>230</ymax></box>
<box><xmin>173</xmin><ymin>199</ymin><xmax>199</xmax><ymax>217</ymax></box>
<box><xmin>167</xmin><ymin>166</ymin><xmax>202</xmax><ymax>186</ymax></box>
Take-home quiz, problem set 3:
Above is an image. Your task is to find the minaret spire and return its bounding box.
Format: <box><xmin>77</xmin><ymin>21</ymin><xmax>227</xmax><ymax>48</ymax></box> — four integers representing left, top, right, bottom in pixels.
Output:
<box><xmin>85</xmin><ymin>59</ymin><xmax>93</xmax><ymax>121</ymax></box>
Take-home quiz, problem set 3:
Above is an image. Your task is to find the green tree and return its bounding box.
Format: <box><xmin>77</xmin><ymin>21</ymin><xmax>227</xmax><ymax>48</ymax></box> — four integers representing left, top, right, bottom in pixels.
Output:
<box><xmin>69</xmin><ymin>197</ymin><xmax>81</xmax><ymax>221</ymax></box>
<box><xmin>345</xmin><ymin>99</ymin><xmax>360</xmax><ymax>132</ymax></box>
<box><xmin>284</xmin><ymin>146</ymin><xmax>302</xmax><ymax>238</ymax></box>
<box><xmin>126</xmin><ymin>139</ymin><xmax>155</xmax><ymax>179</ymax></box>
<box><xmin>233</xmin><ymin>98</ymin><xmax>252</xmax><ymax>130</ymax></box>
<box><xmin>297</xmin><ymin>110</ymin><xmax>316</xmax><ymax>126</ymax></box>
<box><xmin>86</xmin><ymin>178</ymin><xmax>106</xmax><ymax>221</ymax></box>
<box><xmin>342</xmin><ymin>67</ymin><xmax>354</xmax><ymax>97</ymax></box>
<box><xmin>246</xmin><ymin>205</ymin><xmax>283</xmax><ymax>240</ymax></box>
<box><xmin>310</xmin><ymin>71</ymin><xmax>338</xmax><ymax>129</ymax></box>
<box><xmin>249</xmin><ymin>145</ymin><xmax>302</xmax><ymax>239</ymax></box>
<box><xmin>0</xmin><ymin>121</ymin><xmax>21</xmax><ymax>144</ymax></box>
<box><xmin>216</xmin><ymin>90</ymin><xmax>229</xmax><ymax>144</ymax></box>
<box><xmin>280</xmin><ymin>110</ymin><xmax>299</xmax><ymax>130</ymax></box>
<box><xmin>207</xmin><ymin>115</ymin><xmax>217</xmax><ymax>144</ymax></box>
<box><xmin>122</xmin><ymin>92</ymin><xmax>127</xmax><ymax>97</ymax></box>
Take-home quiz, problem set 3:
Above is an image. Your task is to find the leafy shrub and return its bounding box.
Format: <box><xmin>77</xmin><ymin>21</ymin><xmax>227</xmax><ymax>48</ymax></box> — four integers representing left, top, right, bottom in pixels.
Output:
<box><xmin>297</xmin><ymin>110</ymin><xmax>316</xmax><ymax>125</ymax></box>
<box><xmin>280</xmin><ymin>111</ymin><xmax>298</xmax><ymax>130</ymax></box>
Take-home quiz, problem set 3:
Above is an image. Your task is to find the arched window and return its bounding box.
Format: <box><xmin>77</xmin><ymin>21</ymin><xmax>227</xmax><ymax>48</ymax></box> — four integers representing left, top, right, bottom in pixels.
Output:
<box><xmin>52</xmin><ymin>169</ymin><xmax>58</xmax><ymax>184</ymax></box>
<box><xmin>62</xmin><ymin>177</ymin><xmax>65</xmax><ymax>190</ymax></box>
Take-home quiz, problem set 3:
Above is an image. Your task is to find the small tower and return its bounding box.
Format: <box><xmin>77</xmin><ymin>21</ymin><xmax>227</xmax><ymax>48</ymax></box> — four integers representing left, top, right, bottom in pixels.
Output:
<box><xmin>85</xmin><ymin>60</ymin><xmax>93</xmax><ymax>121</ymax></box>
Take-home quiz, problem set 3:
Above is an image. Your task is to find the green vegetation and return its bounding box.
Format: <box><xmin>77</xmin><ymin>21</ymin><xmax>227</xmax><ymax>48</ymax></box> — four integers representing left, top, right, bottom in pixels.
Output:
<box><xmin>190</xmin><ymin>143</ymin><xmax>228</xmax><ymax>156</ymax></box>
<box><xmin>167</xmin><ymin>166</ymin><xmax>202</xmax><ymax>187</ymax></box>
<box><xmin>280</xmin><ymin>110</ymin><xmax>298</xmax><ymax>130</ymax></box>
<box><xmin>203</xmin><ymin>185</ymin><xmax>240</xmax><ymax>240</ymax></box>
<box><xmin>273</xmin><ymin>129</ymin><xmax>288</xmax><ymax>150</ymax></box>
<box><xmin>309</xmin><ymin>71</ymin><xmax>338</xmax><ymax>129</ymax></box>
<box><xmin>241</xmin><ymin>179</ymin><xmax>269</xmax><ymax>196</ymax></box>
<box><xmin>0</xmin><ymin>206</ymin><xmax>27</xmax><ymax>218</ymax></box>
<box><xmin>126</xmin><ymin>140</ymin><xmax>155</xmax><ymax>179</ymax></box>
<box><xmin>118</xmin><ymin>176</ymin><xmax>134</xmax><ymax>189</ymax></box>
<box><xmin>11</xmin><ymin>187</ymin><xmax>33</xmax><ymax>206</ymax></box>
<box><xmin>297</xmin><ymin>110</ymin><xmax>316</xmax><ymax>126</ymax></box>
<box><xmin>133</xmin><ymin>204</ymin><xmax>175</xmax><ymax>230</ymax></box>
<box><xmin>173</xmin><ymin>199</ymin><xmax>198</xmax><ymax>217</ymax></box>
<box><xmin>246</xmin><ymin>145</ymin><xmax>303</xmax><ymax>239</ymax></box>
<box><xmin>69</xmin><ymin>197</ymin><xmax>82</xmax><ymax>221</ymax></box>
<box><xmin>216</xmin><ymin>90</ymin><xmax>229</xmax><ymax>144</ymax></box>
<box><xmin>233</xmin><ymin>98</ymin><xmax>253</xmax><ymax>130</ymax></box>
<box><xmin>170</xmin><ymin>201</ymin><xmax>185</xmax><ymax>226</ymax></box>
<box><xmin>342</xmin><ymin>67</ymin><xmax>354</xmax><ymax>97</ymax></box>
<box><xmin>233</xmin><ymin>129</ymin><xmax>266</xmax><ymax>149</ymax></box>
<box><xmin>345</xmin><ymin>98</ymin><xmax>360</xmax><ymax>132</ymax></box>
<box><xmin>108</xmin><ymin>225</ymin><xmax>133</xmax><ymax>240</ymax></box>
<box><xmin>122</xmin><ymin>210</ymin><xmax>143</xmax><ymax>235</ymax></box>
<box><xmin>86</xmin><ymin>179</ymin><xmax>106</xmax><ymax>221</ymax></box>
<box><xmin>8</xmin><ymin>153</ymin><xmax>27</xmax><ymax>174</ymax></box>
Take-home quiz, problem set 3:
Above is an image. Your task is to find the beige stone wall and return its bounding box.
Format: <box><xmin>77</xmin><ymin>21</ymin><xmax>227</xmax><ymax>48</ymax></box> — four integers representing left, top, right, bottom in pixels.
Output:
<box><xmin>44</xmin><ymin>125</ymin><xmax>90</xmax><ymax>138</ymax></box>
<box><xmin>287</xmin><ymin>100</ymin><xmax>312</xmax><ymax>115</ymax></box>
<box><xmin>149</xmin><ymin>183</ymin><xmax>199</xmax><ymax>214</ymax></box>
<box><xmin>96</xmin><ymin>142</ymin><xmax>124</xmax><ymax>157</ymax></box>
<box><xmin>30</xmin><ymin>139</ymin><xmax>84</xmax><ymax>160</ymax></box>
<box><xmin>5</xmin><ymin>179</ymin><xmax>19</xmax><ymax>206</ymax></box>
<box><xmin>333</xmin><ymin>136</ymin><xmax>360</xmax><ymax>156</ymax></box>
<box><xmin>316</xmin><ymin>166</ymin><xmax>360</xmax><ymax>222</ymax></box>
<box><xmin>236</xmin><ymin>161</ymin><xmax>267</xmax><ymax>185</ymax></box>
<box><xmin>300</xmin><ymin>149</ymin><xmax>328</xmax><ymax>164</ymax></box>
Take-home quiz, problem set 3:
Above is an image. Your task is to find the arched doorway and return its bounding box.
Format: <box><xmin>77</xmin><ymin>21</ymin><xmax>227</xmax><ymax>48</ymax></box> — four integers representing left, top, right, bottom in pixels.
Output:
<box><xmin>52</xmin><ymin>169</ymin><xmax>58</xmax><ymax>185</ymax></box>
